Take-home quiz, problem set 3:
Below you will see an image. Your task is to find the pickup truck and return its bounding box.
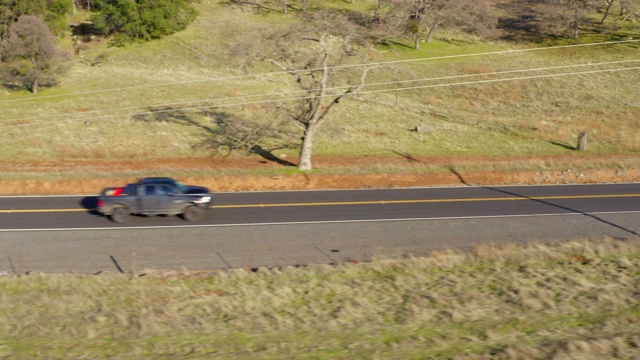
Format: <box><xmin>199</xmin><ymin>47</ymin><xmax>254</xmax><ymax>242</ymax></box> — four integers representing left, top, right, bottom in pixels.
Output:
<box><xmin>96</xmin><ymin>177</ymin><xmax>213</xmax><ymax>223</ymax></box>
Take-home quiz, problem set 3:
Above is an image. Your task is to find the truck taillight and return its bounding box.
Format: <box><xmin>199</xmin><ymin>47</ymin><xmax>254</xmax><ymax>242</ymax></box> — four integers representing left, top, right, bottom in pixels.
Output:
<box><xmin>97</xmin><ymin>200</ymin><xmax>104</xmax><ymax>207</ymax></box>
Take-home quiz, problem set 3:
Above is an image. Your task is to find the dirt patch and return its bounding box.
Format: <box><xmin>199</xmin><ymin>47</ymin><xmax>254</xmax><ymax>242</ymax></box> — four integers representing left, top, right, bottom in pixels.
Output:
<box><xmin>0</xmin><ymin>154</ymin><xmax>638</xmax><ymax>195</ymax></box>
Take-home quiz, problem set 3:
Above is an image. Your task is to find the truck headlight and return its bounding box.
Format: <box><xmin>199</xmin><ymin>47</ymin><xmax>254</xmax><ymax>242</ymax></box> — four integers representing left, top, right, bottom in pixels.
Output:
<box><xmin>195</xmin><ymin>196</ymin><xmax>211</xmax><ymax>204</ymax></box>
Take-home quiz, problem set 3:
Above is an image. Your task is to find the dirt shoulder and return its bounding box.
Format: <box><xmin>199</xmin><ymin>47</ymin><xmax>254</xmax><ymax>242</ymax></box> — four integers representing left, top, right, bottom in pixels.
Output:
<box><xmin>0</xmin><ymin>154</ymin><xmax>638</xmax><ymax>195</ymax></box>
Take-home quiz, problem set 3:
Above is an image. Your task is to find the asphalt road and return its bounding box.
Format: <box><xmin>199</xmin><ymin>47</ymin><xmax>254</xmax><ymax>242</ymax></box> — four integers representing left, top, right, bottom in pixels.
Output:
<box><xmin>0</xmin><ymin>183</ymin><xmax>638</xmax><ymax>274</ymax></box>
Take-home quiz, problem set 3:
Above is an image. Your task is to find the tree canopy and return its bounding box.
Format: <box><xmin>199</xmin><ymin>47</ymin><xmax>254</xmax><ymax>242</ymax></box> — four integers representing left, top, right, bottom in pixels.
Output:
<box><xmin>1</xmin><ymin>14</ymin><xmax>70</xmax><ymax>94</ymax></box>
<box><xmin>0</xmin><ymin>0</ymin><xmax>71</xmax><ymax>49</ymax></box>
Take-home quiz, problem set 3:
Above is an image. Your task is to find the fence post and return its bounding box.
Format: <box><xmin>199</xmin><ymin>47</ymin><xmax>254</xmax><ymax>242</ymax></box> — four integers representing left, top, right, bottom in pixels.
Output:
<box><xmin>577</xmin><ymin>131</ymin><xmax>587</xmax><ymax>151</ymax></box>
<box><xmin>130</xmin><ymin>252</ymin><xmax>137</xmax><ymax>279</ymax></box>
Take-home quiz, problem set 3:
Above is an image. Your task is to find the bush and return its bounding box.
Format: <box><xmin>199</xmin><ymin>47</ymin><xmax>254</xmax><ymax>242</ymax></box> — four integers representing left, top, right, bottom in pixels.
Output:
<box><xmin>91</xmin><ymin>0</ymin><xmax>198</xmax><ymax>45</ymax></box>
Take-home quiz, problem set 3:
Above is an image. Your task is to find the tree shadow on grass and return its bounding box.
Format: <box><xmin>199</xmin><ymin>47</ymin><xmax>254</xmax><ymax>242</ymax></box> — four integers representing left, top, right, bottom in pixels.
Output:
<box><xmin>0</xmin><ymin>83</ymin><xmax>27</xmax><ymax>92</ymax></box>
<box><xmin>449</xmin><ymin>167</ymin><xmax>639</xmax><ymax>237</ymax></box>
<box><xmin>389</xmin><ymin>150</ymin><xmax>427</xmax><ymax>164</ymax></box>
<box><xmin>251</xmin><ymin>145</ymin><xmax>297</xmax><ymax>167</ymax></box>
<box><xmin>133</xmin><ymin>105</ymin><xmax>218</xmax><ymax>136</ymax></box>
<box><xmin>448</xmin><ymin>167</ymin><xmax>469</xmax><ymax>186</ymax></box>
<box><xmin>132</xmin><ymin>106</ymin><xmax>295</xmax><ymax>166</ymax></box>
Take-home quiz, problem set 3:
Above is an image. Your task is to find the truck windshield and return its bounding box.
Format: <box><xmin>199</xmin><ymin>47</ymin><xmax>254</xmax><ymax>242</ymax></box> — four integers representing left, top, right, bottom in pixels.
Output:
<box><xmin>175</xmin><ymin>181</ymin><xmax>188</xmax><ymax>193</ymax></box>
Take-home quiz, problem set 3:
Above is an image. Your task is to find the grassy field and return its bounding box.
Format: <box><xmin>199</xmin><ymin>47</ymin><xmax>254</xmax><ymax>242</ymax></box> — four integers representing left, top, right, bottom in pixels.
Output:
<box><xmin>1</xmin><ymin>238</ymin><xmax>639</xmax><ymax>359</ymax></box>
<box><xmin>0</xmin><ymin>1</ymin><xmax>638</xmax><ymax>167</ymax></box>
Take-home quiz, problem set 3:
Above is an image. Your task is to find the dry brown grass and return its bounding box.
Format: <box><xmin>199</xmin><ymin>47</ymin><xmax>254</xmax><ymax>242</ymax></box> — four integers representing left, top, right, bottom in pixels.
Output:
<box><xmin>1</xmin><ymin>2</ymin><xmax>639</xmax><ymax>165</ymax></box>
<box><xmin>1</xmin><ymin>238</ymin><xmax>639</xmax><ymax>359</ymax></box>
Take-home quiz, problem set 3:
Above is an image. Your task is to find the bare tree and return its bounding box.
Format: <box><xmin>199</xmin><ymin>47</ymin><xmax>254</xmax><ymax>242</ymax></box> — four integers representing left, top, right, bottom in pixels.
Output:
<box><xmin>242</xmin><ymin>12</ymin><xmax>377</xmax><ymax>170</ymax></box>
<box><xmin>538</xmin><ymin>0</ymin><xmax>595</xmax><ymax>39</ymax></box>
<box><xmin>620</xmin><ymin>0</ymin><xmax>640</xmax><ymax>19</ymax></box>
<box><xmin>597</xmin><ymin>0</ymin><xmax>640</xmax><ymax>26</ymax></box>
<box><xmin>620</xmin><ymin>0</ymin><xmax>628</xmax><ymax>15</ymax></box>
<box><xmin>1</xmin><ymin>15</ymin><xmax>70</xmax><ymax>94</ymax></box>
<box><xmin>385</xmin><ymin>0</ymin><xmax>498</xmax><ymax>50</ymax></box>
<box><xmin>227</xmin><ymin>0</ymin><xmax>311</xmax><ymax>14</ymax></box>
<box><xmin>600</xmin><ymin>0</ymin><xmax>616</xmax><ymax>24</ymax></box>
<box><xmin>386</xmin><ymin>0</ymin><xmax>449</xmax><ymax>49</ymax></box>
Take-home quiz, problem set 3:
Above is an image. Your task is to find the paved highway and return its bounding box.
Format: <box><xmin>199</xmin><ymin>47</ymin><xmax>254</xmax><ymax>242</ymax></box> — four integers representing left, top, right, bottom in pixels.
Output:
<box><xmin>0</xmin><ymin>183</ymin><xmax>638</xmax><ymax>273</ymax></box>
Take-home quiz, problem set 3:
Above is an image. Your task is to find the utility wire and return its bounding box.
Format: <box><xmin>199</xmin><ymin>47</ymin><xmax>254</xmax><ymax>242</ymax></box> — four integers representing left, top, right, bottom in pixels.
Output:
<box><xmin>1</xmin><ymin>59</ymin><xmax>637</xmax><ymax>124</ymax></box>
<box><xmin>0</xmin><ymin>39</ymin><xmax>638</xmax><ymax>105</ymax></box>
<box><xmin>1</xmin><ymin>64</ymin><xmax>637</xmax><ymax>129</ymax></box>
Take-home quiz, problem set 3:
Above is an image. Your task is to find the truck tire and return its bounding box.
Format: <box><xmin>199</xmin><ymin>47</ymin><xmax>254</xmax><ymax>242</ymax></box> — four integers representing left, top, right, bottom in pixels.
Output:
<box><xmin>182</xmin><ymin>204</ymin><xmax>204</xmax><ymax>222</ymax></box>
<box><xmin>110</xmin><ymin>206</ymin><xmax>131</xmax><ymax>223</ymax></box>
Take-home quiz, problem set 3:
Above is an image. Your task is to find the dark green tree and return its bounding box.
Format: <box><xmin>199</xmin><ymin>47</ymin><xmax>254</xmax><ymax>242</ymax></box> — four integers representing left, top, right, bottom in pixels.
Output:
<box><xmin>91</xmin><ymin>0</ymin><xmax>198</xmax><ymax>45</ymax></box>
<box><xmin>0</xmin><ymin>0</ymin><xmax>71</xmax><ymax>42</ymax></box>
<box><xmin>1</xmin><ymin>15</ymin><xmax>70</xmax><ymax>94</ymax></box>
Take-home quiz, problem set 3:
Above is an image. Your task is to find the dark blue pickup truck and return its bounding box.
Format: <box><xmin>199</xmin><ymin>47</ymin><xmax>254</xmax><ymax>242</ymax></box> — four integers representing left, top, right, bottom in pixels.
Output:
<box><xmin>96</xmin><ymin>177</ymin><xmax>213</xmax><ymax>223</ymax></box>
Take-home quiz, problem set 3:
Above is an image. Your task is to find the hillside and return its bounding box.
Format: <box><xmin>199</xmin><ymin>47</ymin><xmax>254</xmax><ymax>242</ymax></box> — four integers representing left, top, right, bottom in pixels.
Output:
<box><xmin>0</xmin><ymin>0</ymin><xmax>638</xmax><ymax>193</ymax></box>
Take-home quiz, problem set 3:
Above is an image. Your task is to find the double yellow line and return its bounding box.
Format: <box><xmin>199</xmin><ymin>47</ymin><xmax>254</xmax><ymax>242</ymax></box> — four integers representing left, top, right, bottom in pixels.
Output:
<box><xmin>1</xmin><ymin>193</ymin><xmax>638</xmax><ymax>213</ymax></box>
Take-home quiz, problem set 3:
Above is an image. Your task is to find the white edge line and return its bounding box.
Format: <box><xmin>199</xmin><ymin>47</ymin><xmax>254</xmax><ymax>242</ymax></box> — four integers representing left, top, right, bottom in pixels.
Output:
<box><xmin>1</xmin><ymin>210</ymin><xmax>639</xmax><ymax>232</ymax></box>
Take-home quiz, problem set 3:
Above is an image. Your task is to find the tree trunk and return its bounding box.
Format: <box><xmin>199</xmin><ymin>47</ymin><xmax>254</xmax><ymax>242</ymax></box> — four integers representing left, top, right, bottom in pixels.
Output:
<box><xmin>298</xmin><ymin>124</ymin><xmax>316</xmax><ymax>171</ymax></box>
<box><xmin>426</xmin><ymin>28</ymin><xmax>435</xmax><ymax>43</ymax></box>
<box><xmin>572</xmin><ymin>6</ymin><xmax>580</xmax><ymax>39</ymax></box>
<box><xmin>32</xmin><ymin>79</ymin><xmax>38</xmax><ymax>95</ymax></box>
<box><xmin>414</xmin><ymin>34</ymin><xmax>420</xmax><ymax>50</ymax></box>
<box><xmin>600</xmin><ymin>0</ymin><xmax>614</xmax><ymax>24</ymax></box>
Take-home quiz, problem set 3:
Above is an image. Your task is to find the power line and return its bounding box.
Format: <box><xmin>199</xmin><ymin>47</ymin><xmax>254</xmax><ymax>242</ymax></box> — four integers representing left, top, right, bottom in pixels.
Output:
<box><xmin>1</xmin><ymin>64</ymin><xmax>637</xmax><ymax>129</ymax></box>
<box><xmin>0</xmin><ymin>39</ymin><xmax>638</xmax><ymax>105</ymax></box>
<box><xmin>1</xmin><ymin>59</ymin><xmax>637</xmax><ymax>124</ymax></box>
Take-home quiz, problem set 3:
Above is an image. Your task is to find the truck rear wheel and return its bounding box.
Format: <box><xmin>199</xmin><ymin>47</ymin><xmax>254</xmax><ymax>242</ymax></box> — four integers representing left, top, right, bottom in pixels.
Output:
<box><xmin>110</xmin><ymin>206</ymin><xmax>131</xmax><ymax>223</ymax></box>
<box><xmin>182</xmin><ymin>205</ymin><xmax>204</xmax><ymax>222</ymax></box>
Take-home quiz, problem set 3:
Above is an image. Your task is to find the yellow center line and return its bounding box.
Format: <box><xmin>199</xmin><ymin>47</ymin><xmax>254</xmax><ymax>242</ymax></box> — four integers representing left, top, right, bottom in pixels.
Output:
<box><xmin>0</xmin><ymin>208</ymin><xmax>88</xmax><ymax>213</ymax></box>
<box><xmin>212</xmin><ymin>193</ymin><xmax>640</xmax><ymax>209</ymax></box>
<box><xmin>0</xmin><ymin>193</ymin><xmax>638</xmax><ymax>213</ymax></box>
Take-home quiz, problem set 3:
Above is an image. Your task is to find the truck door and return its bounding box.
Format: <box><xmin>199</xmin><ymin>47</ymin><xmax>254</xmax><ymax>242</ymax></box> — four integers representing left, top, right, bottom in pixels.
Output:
<box><xmin>155</xmin><ymin>185</ymin><xmax>179</xmax><ymax>212</ymax></box>
<box><xmin>139</xmin><ymin>185</ymin><xmax>163</xmax><ymax>212</ymax></box>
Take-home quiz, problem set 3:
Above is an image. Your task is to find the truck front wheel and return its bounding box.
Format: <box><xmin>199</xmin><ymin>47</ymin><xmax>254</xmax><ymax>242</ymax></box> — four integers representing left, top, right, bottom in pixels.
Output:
<box><xmin>182</xmin><ymin>205</ymin><xmax>204</xmax><ymax>222</ymax></box>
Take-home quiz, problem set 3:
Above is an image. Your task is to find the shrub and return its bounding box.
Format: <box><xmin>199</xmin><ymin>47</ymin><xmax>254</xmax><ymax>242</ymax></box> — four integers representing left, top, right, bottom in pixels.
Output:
<box><xmin>91</xmin><ymin>0</ymin><xmax>198</xmax><ymax>45</ymax></box>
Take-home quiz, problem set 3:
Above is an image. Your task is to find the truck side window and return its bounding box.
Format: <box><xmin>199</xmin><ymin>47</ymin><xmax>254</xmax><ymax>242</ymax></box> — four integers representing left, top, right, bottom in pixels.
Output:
<box><xmin>160</xmin><ymin>185</ymin><xmax>174</xmax><ymax>195</ymax></box>
<box><xmin>123</xmin><ymin>184</ymin><xmax>136</xmax><ymax>195</ymax></box>
<box><xmin>145</xmin><ymin>186</ymin><xmax>156</xmax><ymax>196</ymax></box>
